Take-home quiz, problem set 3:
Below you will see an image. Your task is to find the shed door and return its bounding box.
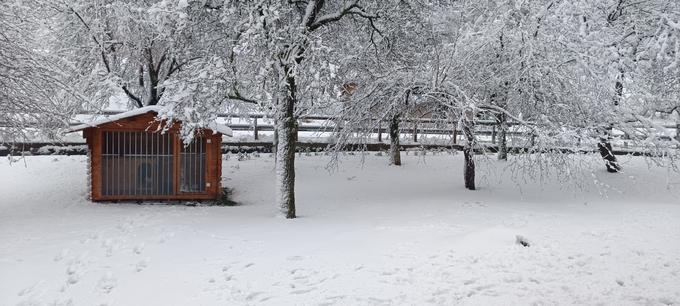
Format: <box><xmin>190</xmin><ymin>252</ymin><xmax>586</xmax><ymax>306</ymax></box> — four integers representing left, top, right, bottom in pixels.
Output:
<box><xmin>180</xmin><ymin>136</ymin><xmax>207</xmax><ymax>193</ymax></box>
<box><xmin>101</xmin><ymin>131</ymin><xmax>174</xmax><ymax>196</ymax></box>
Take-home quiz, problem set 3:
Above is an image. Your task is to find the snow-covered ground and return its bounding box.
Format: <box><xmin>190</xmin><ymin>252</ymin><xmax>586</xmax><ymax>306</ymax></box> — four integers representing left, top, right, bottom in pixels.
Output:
<box><xmin>1</xmin><ymin>153</ymin><xmax>679</xmax><ymax>305</ymax></box>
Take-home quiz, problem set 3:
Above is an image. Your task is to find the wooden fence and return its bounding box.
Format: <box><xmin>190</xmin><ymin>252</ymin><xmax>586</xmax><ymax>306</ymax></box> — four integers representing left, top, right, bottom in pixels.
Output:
<box><xmin>1</xmin><ymin>111</ymin><xmax>678</xmax><ymax>156</ymax></box>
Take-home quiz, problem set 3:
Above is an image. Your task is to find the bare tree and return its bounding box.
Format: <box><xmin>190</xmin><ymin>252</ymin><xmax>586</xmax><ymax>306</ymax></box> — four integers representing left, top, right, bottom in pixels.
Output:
<box><xmin>48</xmin><ymin>0</ymin><xmax>227</xmax><ymax>109</ymax></box>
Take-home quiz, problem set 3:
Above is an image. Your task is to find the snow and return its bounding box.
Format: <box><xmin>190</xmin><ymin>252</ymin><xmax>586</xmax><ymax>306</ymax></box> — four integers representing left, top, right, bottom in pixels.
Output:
<box><xmin>1</xmin><ymin>154</ymin><xmax>679</xmax><ymax>305</ymax></box>
<box><xmin>67</xmin><ymin>106</ymin><xmax>234</xmax><ymax>137</ymax></box>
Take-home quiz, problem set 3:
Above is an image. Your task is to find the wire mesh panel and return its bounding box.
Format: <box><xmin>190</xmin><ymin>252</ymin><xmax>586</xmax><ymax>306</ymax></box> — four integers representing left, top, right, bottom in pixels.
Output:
<box><xmin>180</xmin><ymin>137</ymin><xmax>206</xmax><ymax>193</ymax></box>
<box><xmin>101</xmin><ymin>131</ymin><xmax>173</xmax><ymax>197</ymax></box>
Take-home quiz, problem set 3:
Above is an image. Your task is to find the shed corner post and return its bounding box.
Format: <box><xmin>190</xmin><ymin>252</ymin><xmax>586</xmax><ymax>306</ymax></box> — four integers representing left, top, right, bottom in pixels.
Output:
<box><xmin>89</xmin><ymin>128</ymin><xmax>103</xmax><ymax>201</ymax></box>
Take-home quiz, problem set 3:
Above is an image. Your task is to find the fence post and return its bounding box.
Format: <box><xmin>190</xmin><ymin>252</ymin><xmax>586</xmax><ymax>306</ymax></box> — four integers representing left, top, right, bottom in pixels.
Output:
<box><xmin>491</xmin><ymin>125</ymin><xmax>496</xmax><ymax>144</ymax></box>
<box><xmin>377</xmin><ymin>120</ymin><xmax>382</xmax><ymax>142</ymax></box>
<box><xmin>253</xmin><ymin>117</ymin><xmax>259</xmax><ymax>140</ymax></box>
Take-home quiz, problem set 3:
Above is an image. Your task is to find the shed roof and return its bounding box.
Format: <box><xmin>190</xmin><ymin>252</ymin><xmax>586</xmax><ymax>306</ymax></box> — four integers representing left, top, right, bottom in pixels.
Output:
<box><xmin>67</xmin><ymin>106</ymin><xmax>233</xmax><ymax>137</ymax></box>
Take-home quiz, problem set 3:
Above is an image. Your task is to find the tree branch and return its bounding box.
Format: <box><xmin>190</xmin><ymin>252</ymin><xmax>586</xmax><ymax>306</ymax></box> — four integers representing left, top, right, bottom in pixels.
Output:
<box><xmin>308</xmin><ymin>1</ymin><xmax>377</xmax><ymax>32</ymax></box>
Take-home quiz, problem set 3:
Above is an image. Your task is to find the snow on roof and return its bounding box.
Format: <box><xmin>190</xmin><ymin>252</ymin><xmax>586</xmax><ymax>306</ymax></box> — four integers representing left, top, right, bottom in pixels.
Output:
<box><xmin>205</xmin><ymin>122</ymin><xmax>234</xmax><ymax>137</ymax></box>
<box><xmin>67</xmin><ymin>106</ymin><xmax>233</xmax><ymax>137</ymax></box>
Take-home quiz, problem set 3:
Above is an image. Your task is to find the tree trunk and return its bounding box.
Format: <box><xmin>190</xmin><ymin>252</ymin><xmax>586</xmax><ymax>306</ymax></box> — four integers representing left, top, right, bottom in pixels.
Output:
<box><xmin>275</xmin><ymin>73</ymin><xmax>297</xmax><ymax>219</ymax></box>
<box><xmin>145</xmin><ymin>48</ymin><xmax>160</xmax><ymax>106</ymax></box>
<box><xmin>253</xmin><ymin>117</ymin><xmax>259</xmax><ymax>140</ymax></box>
<box><xmin>598</xmin><ymin>76</ymin><xmax>623</xmax><ymax>173</ymax></box>
<box><xmin>497</xmin><ymin>113</ymin><xmax>508</xmax><ymax>160</ymax></box>
<box><xmin>598</xmin><ymin>127</ymin><xmax>620</xmax><ymax>173</ymax></box>
<box><xmin>598</xmin><ymin>141</ymin><xmax>620</xmax><ymax>173</ymax></box>
<box><xmin>389</xmin><ymin>114</ymin><xmax>401</xmax><ymax>166</ymax></box>
<box><xmin>462</xmin><ymin>109</ymin><xmax>475</xmax><ymax>190</ymax></box>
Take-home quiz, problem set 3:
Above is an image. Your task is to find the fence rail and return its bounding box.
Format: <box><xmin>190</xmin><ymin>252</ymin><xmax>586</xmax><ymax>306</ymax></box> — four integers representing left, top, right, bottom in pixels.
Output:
<box><xmin>65</xmin><ymin>110</ymin><xmax>678</xmax><ymax>144</ymax></box>
<box><xmin>1</xmin><ymin>111</ymin><xmax>678</xmax><ymax>156</ymax></box>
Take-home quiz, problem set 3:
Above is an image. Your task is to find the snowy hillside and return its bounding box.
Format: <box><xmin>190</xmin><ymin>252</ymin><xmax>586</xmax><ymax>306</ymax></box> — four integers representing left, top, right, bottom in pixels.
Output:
<box><xmin>1</xmin><ymin>154</ymin><xmax>679</xmax><ymax>305</ymax></box>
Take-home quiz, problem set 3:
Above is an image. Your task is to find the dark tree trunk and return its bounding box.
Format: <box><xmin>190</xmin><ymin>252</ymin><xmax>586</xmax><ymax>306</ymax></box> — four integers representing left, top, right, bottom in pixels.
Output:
<box><xmin>145</xmin><ymin>48</ymin><xmax>160</xmax><ymax>106</ymax></box>
<box><xmin>253</xmin><ymin>117</ymin><xmax>259</xmax><ymax>140</ymax></box>
<box><xmin>275</xmin><ymin>71</ymin><xmax>297</xmax><ymax>219</ymax></box>
<box><xmin>389</xmin><ymin>114</ymin><xmax>401</xmax><ymax>166</ymax></box>
<box><xmin>598</xmin><ymin>75</ymin><xmax>623</xmax><ymax>173</ymax></box>
<box><xmin>462</xmin><ymin>111</ymin><xmax>475</xmax><ymax>190</ymax></box>
<box><xmin>598</xmin><ymin>129</ymin><xmax>621</xmax><ymax>173</ymax></box>
<box><xmin>497</xmin><ymin>113</ymin><xmax>508</xmax><ymax>160</ymax></box>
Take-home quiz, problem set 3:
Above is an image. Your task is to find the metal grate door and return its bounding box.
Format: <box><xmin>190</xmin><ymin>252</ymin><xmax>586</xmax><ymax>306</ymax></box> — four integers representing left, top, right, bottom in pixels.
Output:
<box><xmin>101</xmin><ymin>131</ymin><xmax>174</xmax><ymax>196</ymax></box>
<box><xmin>180</xmin><ymin>137</ymin><xmax>207</xmax><ymax>193</ymax></box>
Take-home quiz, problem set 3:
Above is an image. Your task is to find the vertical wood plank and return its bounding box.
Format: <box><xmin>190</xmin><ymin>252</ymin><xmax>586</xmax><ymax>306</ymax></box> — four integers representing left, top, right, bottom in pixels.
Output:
<box><xmin>91</xmin><ymin>129</ymin><xmax>102</xmax><ymax>201</ymax></box>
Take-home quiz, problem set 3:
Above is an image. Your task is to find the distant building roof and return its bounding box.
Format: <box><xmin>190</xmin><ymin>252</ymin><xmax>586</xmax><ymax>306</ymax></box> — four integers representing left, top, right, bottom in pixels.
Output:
<box><xmin>67</xmin><ymin>106</ymin><xmax>233</xmax><ymax>137</ymax></box>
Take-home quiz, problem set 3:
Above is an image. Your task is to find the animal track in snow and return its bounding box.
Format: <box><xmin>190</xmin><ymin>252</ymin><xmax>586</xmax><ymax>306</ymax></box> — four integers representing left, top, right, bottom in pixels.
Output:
<box><xmin>101</xmin><ymin>238</ymin><xmax>119</xmax><ymax>257</ymax></box>
<box><xmin>54</xmin><ymin>249</ymin><xmax>70</xmax><ymax>262</ymax></box>
<box><xmin>65</xmin><ymin>264</ymin><xmax>81</xmax><ymax>285</ymax></box>
<box><xmin>291</xmin><ymin>287</ymin><xmax>317</xmax><ymax>295</ymax></box>
<box><xmin>17</xmin><ymin>281</ymin><xmax>43</xmax><ymax>297</ymax></box>
<box><xmin>98</xmin><ymin>272</ymin><xmax>117</xmax><ymax>294</ymax></box>
<box><xmin>135</xmin><ymin>258</ymin><xmax>150</xmax><ymax>272</ymax></box>
<box><xmin>65</xmin><ymin>255</ymin><xmax>87</xmax><ymax>286</ymax></box>
<box><xmin>133</xmin><ymin>243</ymin><xmax>145</xmax><ymax>255</ymax></box>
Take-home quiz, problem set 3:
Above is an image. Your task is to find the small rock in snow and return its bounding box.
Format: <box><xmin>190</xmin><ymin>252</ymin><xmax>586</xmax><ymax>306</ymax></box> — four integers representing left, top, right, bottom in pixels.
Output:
<box><xmin>515</xmin><ymin>235</ymin><xmax>531</xmax><ymax>247</ymax></box>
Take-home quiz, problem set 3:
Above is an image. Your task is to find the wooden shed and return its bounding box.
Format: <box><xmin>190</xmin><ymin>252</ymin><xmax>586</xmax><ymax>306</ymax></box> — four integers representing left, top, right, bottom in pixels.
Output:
<box><xmin>69</xmin><ymin>106</ymin><xmax>232</xmax><ymax>202</ymax></box>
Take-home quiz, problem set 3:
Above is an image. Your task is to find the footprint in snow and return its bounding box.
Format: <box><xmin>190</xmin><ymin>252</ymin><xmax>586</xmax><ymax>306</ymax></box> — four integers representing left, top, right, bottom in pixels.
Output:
<box><xmin>66</xmin><ymin>266</ymin><xmax>81</xmax><ymax>285</ymax></box>
<box><xmin>102</xmin><ymin>238</ymin><xmax>123</xmax><ymax>255</ymax></box>
<box><xmin>135</xmin><ymin>258</ymin><xmax>150</xmax><ymax>272</ymax></box>
<box><xmin>17</xmin><ymin>281</ymin><xmax>43</xmax><ymax>297</ymax></box>
<box><xmin>54</xmin><ymin>249</ymin><xmax>70</xmax><ymax>262</ymax></box>
<box><xmin>65</xmin><ymin>256</ymin><xmax>86</xmax><ymax>285</ymax></box>
<box><xmin>133</xmin><ymin>243</ymin><xmax>145</xmax><ymax>255</ymax></box>
<box><xmin>462</xmin><ymin>279</ymin><xmax>476</xmax><ymax>285</ymax></box>
<box><xmin>291</xmin><ymin>287</ymin><xmax>317</xmax><ymax>295</ymax></box>
<box><xmin>98</xmin><ymin>272</ymin><xmax>117</xmax><ymax>294</ymax></box>
<box><xmin>245</xmin><ymin>291</ymin><xmax>266</xmax><ymax>301</ymax></box>
<box><xmin>158</xmin><ymin>232</ymin><xmax>176</xmax><ymax>244</ymax></box>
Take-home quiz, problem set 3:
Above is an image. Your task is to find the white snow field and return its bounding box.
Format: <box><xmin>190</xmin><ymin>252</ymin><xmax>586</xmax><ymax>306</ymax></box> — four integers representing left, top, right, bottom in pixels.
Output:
<box><xmin>1</xmin><ymin>153</ymin><xmax>679</xmax><ymax>306</ymax></box>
